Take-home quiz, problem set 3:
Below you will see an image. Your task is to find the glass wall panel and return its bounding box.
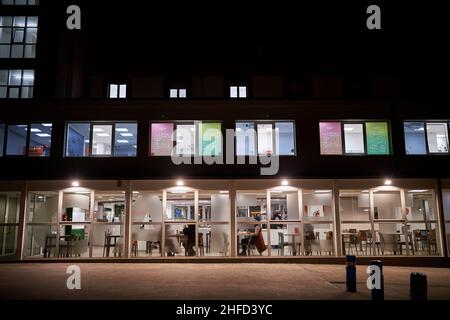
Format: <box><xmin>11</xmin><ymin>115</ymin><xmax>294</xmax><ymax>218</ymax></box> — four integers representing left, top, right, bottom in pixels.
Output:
<box><xmin>404</xmin><ymin>122</ymin><xmax>427</xmax><ymax>155</ymax></box>
<box><xmin>236</xmin><ymin>191</ymin><xmax>267</xmax><ymax>222</ymax></box>
<box><xmin>6</xmin><ymin>124</ymin><xmax>27</xmax><ymax>155</ymax></box>
<box><xmin>131</xmin><ymin>224</ymin><xmax>162</xmax><ymax>257</ymax></box>
<box><xmin>270</xmin><ymin>190</ymin><xmax>300</xmax><ymax>221</ymax></box>
<box><xmin>58</xmin><ymin>224</ymin><xmax>90</xmax><ymax>258</ymax></box>
<box><xmin>198</xmin><ymin>191</ymin><xmax>230</xmax><ymax>222</ymax></box>
<box><xmin>114</xmin><ymin>123</ymin><xmax>137</xmax><ymax>157</ymax></box>
<box><xmin>24</xmin><ymin>225</ymin><xmax>57</xmax><ymax>258</ymax></box>
<box><xmin>199</xmin><ymin>122</ymin><xmax>222</xmax><ymax>156</ymax></box>
<box><xmin>92</xmin><ymin>124</ymin><xmax>112</xmax><ymax>156</ymax></box>
<box><xmin>319</xmin><ymin>122</ymin><xmax>342</xmax><ymax>155</ymax></box>
<box><xmin>275</xmin><ymin>122</ymin><xmax>295</xmax><ymax>155</ymax></box>
<box><xmin>132</xmin><ymin>191</ymin><xmax>163</xmax><ymax>223</ymax></box>
<box><xmin>344</xmin><ymin>123</ymin><xmax>364</xmax><ymax>154</ymax></box>
<box><xmin>66</xmin><ymin>123</ymin><xmax>90</xmax><ymax>157</ymax></box>
<box><xmin>341</xmin><ymin>223</ymin><xmax>373</xmax><ymax>256</ymax></box>
<box><xmin>303</xmin><ymin>223</ymin><xmax>333</xmax><ymax>256</ymax></box>
<box><xmin>270</xmin><ymin>222</ymin><xmax>301</xmax><ymax>256</ymax></box>
<box><xmin>29</xmin><ymin>123</ymin><xmax>51</xmax><ymax>157</ymax></box>
<box><xmin>373</xmin><ymin>191</ymin><xmax>402</xmax><ymax>220</ymax></box>
<box><xmin>165</xmin><ymin>191</ymin><xmax>195</xmax><ymax>222</ymax></box>
<box><xmin>237</xmin><ymin>222</ymin><xmax>268</xmax><ymax>256</ymax></box>
<box><xmin>426</xmin><ymin>123</ymin><xmax>449</xmax><ymax>153</ymax></box>
<box><xmin>150</xmin><ymin>123</ymin><xmax>174</xmax><ymax>156</ymax></box>
<box><xmin>62</xmin><ymin>191</ymin><xmax>91</xmax><ymax>223</ymax></box>
<box><xmin>165</xmin><ymin>223</ymin><xmax>196</xmax><ymax>257</ymax></box>
<box><xmin>408</xmin><ymin>222</ymin><xmax>440</xmax><ymax>256</ymax></box>
<box><xmin>0</xmin><ymin>225</ymin><xmax>18</xmax><ymax>258</ymax></box>
<box><xmin>0</xmin><ymin>192</ymin><xmax>20</xmax><ymax>259</ymax></box>
<box><xmin>257</xmin><ymin>124</ymin><xmax>273</xmax><ymax>156</ymax></box>
<box><xmin>302</xmin><ymin>189</ymin><xmax>333</xmax><ymax>222</ymax></box>
<box><xmin>175</xmin><ymin>124</ymin><xmax>195</xmax><ymax>156</ymax></box>
<box><xmin>199</xmin><ymin>224</ymin><xmax>230</xmax><ymax>256</ymax></box>
<box><xmin>92</xmin><ymin>191</ymin><xmax>124</xmax><ymax>258</ymax></box>
<box><xmin>27</xmin><ymin>191</ymin><xmax>58</xmax><ymax>223</ymax></box>
<box><xmin>374</xmin><ymin>222</ymin><xmax>409</xmax><ymax>256</ymax></box>
<box><xmin>236</xmin><ymin>122</ymin><xmax>256</xmax><ymax>156</ymax></box>
<box><xmin>405</xmin><ymin>190</ymin><xmax>437</xmax><ymax>221</ymax></box>
<box><xmin>365</xmin><ymin>122</ymin><xmax>390</xmax><ymax>155</ymax></box>
<box><xmin>339</xmin><ymin>190</ymin><xmax>370</xmax><ymax>222</ymax></box>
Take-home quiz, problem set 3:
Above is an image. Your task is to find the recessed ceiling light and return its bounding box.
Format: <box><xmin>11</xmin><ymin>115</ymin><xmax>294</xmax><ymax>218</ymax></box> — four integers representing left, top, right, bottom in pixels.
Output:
<box><xmin>72</xmin><ymin>181</ymin><xmax>80</xmax><ymax>187</ymax></box>
<box><xmin>116</xmin><ymin>140</ymin><xmax>129</xmax><ymax>143</ymax></box>
<box><xmin>96</xmin><ymin>133</ymin><xmax>110</xmax><ymax>137</ymax></box>
<box><xmin>36</xmin><ymin>133</ymin><xmax>51</xmax><ymax>137</ymax></box>
<box><xmin>281</xmin><ymin>180</ymin><xmax>289</xmax><ymax>186</ymax></box>
<box><xmin>30</xmin><ymin>128</ymin><xmax>41</xmax><ymax>133</ymax></box>
<box><xmin>116</xmin><ymin>128</ymin><xmax>128</xmax><ymax>132</ymax></box>
<box><xmin>93</xmin><ymin>128</ymin><xmax>104</xmax><ymax>132</ymax></box>
<box><xmin>42</xmin><ymin>123</ymin><xmax>52</xmax><ymax>127</ymax></box>
<box><xmin>384</xmin><ymin>179</ymin><xmax>393</xmax><ymax>186</ymax></box>
<box><xmin>120</xmin><ymin>133</ymin><xmax>133</xmax><ymax>137</ymax></box>
<box><xmin>176</xmin><ymin>180</ymin><xmax>184</xmax><ymax>186</ymax></box>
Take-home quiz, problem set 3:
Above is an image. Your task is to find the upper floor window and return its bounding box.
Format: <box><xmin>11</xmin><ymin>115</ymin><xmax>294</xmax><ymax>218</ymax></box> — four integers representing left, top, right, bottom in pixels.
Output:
<box><xmin>108</xmin><ymin>84</ymin><xmax>127</xmax><ymax>99</ymax></box>
<box><xmin>150</xmin><ymin>121</ymin><xmax>222</xmax><ymax>157</ymax></box>
<box><xmin>319</xmin><ymin>121</ymin><xmax>391</xmax><ymax>155</ymax></box>
<box><xmin>404</xmin><ymin>121</ymin><xmax>449</xmax><ymax>155</ymax></box>
<box><xmin>1</xmin><ymin>0</ymin><xmax>39</xmax><ymax>4</ymax></box>
<box><xmin>235</xmin><ymin>121</ymin><xmax>296</xmax><ymax>156</ymax></box>
<box><xmin>169</xmin><ymin>88</ymin><xmax>187</xmax><ymax>99</ymax></box>
<box><xmin>0</xmin><ymin>123</ymin><xmax>51</xmax><ymax>157</ymax></box>
<box><xmin>0</xmin><ymin>69</ymin><xmax>34</xmax><ymax>98</ymax></box>
<box><xmin>65</xmin><ymin>122</ymin><xmax>137</xmax><ymax>157</ymax></box>
<box><xmin>0</xmin><ymin>16</ymin><xmax>38</xmax><ymax>58</ymax></box>
<box><xmin>230</xmin><ymin>85</ymin><xmax>247</xmax><ymax>98</ymax></box>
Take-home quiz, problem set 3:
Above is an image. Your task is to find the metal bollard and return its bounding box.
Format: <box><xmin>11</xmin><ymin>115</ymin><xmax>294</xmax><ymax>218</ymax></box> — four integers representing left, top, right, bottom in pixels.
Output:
<box><xmin>410</xmin><ymin>272</ymin><xmax>427</xmax><ymax>300</ymax></box>
<box><xmin>346</xmin><ymin>255</ymin><xmax>356</xmax><ymax>292</ymax></box>
<box><xmin>370</xmin><ymin>260</ymin><xmax>384</xmax><ymax>300</ymax></box>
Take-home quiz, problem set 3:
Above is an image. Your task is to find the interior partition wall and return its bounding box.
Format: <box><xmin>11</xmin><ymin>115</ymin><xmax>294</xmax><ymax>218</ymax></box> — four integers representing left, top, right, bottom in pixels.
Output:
<box><xmin>2</xmin><ymin>179</ymin><xmax>447</xmax><ymax>260</ymax></box>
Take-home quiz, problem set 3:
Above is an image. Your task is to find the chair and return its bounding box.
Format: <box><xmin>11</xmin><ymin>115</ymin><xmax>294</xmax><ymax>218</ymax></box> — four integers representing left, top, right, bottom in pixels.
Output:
<box><xmin>358</xmin><ymin>230</ymin><xmax>373</xmax><ymax>255</ymax></box>
<box><xmin>71</xmin><ymin>239</ymin><xmax>88</xmax><ymax>257</ymax></box>
<box><xmin>102</xmin><ymin>231</ymin><xmax>116</xmax><ymax>257</ymax></box>
<box><xmin>43</xmin><ymin>235</ymin><xmax>56</xmax><ymax>258</ymax></box>
<box><xmin>428</xmin><ymin>229</ymin><xmax>437</xmax><ymax>254</ymax></box>
<box><xmin>379</xmin><ymin>233</ymin><xmax>400</xmax><ymax>255</ymax></box>
<box><xmin>413</xmin><ymin>230</ymin><xmax>422</xmax><ymax>252</ymax></box>
<box><xmin>343</xmin><ymin>233</ymin><xmax>358</xmax><ymax>255</ymax></box>
<box><xmin>309</xmin><ymin>240</ymin><xmax>321</xmax><ymax>255</ymax></box>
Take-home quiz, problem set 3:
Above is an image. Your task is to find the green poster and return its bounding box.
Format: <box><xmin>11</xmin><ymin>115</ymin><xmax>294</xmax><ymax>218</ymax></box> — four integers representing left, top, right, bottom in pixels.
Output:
<box><xmin>366</xmin><ymin>122</ymin><xmax>390</xmax><ymax>155</ymax></box>
<box><xmin>200</xmin><ymin>122</ymin><xmax>222</xmax><ymax>156</ymax></box>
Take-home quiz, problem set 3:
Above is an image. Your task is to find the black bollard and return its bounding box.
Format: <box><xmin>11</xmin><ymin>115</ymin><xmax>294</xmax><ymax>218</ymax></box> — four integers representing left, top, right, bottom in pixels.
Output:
<box><xmin>346</xmin><ymin>255</ymin><xmax>356</xmax><ymax>292</ymax></box>
<box><xmin>410</xmin><ymin>273</ymin><xmax>427</xmax><ymax>300</ymax></box>
<box><xmin>370</xmin><ymin>260</ymin><xmax>384</xmax><ymax>300</ymax></box>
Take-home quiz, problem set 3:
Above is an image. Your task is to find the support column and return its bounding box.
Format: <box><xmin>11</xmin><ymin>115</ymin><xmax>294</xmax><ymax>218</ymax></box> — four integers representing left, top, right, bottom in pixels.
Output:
<box><xmin>124</xmin><ymin>181</ymin><xmax>132</xmax><ymax>258</ymax></box>
<box><xmin>436</xmin><ymin>179</ymin><xmax>447</xmax><ymax>258</ymax></box>
<box><xmin>16</xmin><ymin>181</ymin><xmax>28</xmax><ymax>260</ymax></box>
<box><xmin>332</xmin><ymin>180</ymin><xmax>342</xmax><ymax>257</ymax></box>
<box><xmin>230</xmin><ymin>181</ymin><xmax>237</xmax><ymax>257</ymax></box>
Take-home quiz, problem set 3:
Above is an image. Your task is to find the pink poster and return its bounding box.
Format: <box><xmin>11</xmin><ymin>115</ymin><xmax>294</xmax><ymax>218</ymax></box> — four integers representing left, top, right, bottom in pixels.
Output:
<box><xmin>151</xmin><ymin>123</ymin><xmax>174</xmax><ymax>156</ymax></box>
<box><xmin>319</xmin><ymin>122</ymin><xmax>342</xmax><ymax>155</ymax></box>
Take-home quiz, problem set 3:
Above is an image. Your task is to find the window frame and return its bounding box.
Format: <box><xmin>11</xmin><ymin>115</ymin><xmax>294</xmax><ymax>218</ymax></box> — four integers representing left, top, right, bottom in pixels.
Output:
<box><xmin>0</xmin><ymin>16</ymin><xmax>38</xmax><ymax>59</ymax></box>
<box><xmin>64</xmin><ymin>121</ymin><xmax>138</xmax><ymax>158</ymax></box>
<box><xmin>169</xmin><ymin>87</ymin><xmax>187</xmax><ymax>99</ymax></box>
<box><xmin>403</xmin><ymin>120</ymin><xmax>450</xmax><ymax>156</ymax></box>
<box><xmin>0</xmin><ymin>69</ymin><xmax>35</xmax><ymax>99</ymax></box>
<box><xmin>235</xmin><ymin>120</ymin><xmax>297</xmax><ymax>157</ymax></box>
<box><xmin>319</xmin><ymin>120</ymin><xmax>391</xmax><ymax>156</ymax></box>
<box><xmin>107</xmin><ymin>83</ymin><xmax>127</xmax><ymax>99</ymax></box>
<box><xmin>229</xmin><ymin>84</ymin><xmax>248</xmax><ymax>99</ymax></box>
<box><xmin>1</xmin><ymin>122</ymin><xmax>52</xmax><ymax>157</ymax></box>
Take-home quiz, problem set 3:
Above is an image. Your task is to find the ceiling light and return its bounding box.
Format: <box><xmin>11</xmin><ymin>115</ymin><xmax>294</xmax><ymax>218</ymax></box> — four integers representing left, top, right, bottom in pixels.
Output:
<box><xmin>42</xmin><ymin>123</ymin><xmax>52</xmax><ymax>127</ymax></box>
<box><xmin>281</xmin><ymin>180</ymin><xmax>289</xmax><ymax>186</ymax></box>
<box><xmin>115</xmin><ymin>128</ymin><xmax>128</xmax><ymax>132</ymax></box>
<box><xmin>120</xmin><ymin>133</ymin><xmax>133</xmax><ymax>137</ymax></box>
<box><xmin>36</xmin><ymin>133</ymin><xmax>51</xmax><ymax>137</ymax></box>
<box><xmin>315</xmin><ymin>190</ymin><xmax>332</xmax><ymax>193</ymax></box>
<box><xmin>116</xmin><ymin>140</ymin><xmax>129</xmax><ymax>143</ymax></box>
<box><xmin>30</xmin><ymin>128</ymin><xmax>41</xmax><ymax>132</ymax></box>
<box><xmin>72</xmin><ymin>181</ymin><xmax>80</xmax><ymax>187</ymax></box>
<box><xmin>384</xmin><ymin>179</ymin><xmax>393</xmax><ymax>186</ymax></box>
<box><xmin>96</xmin><ymin>133</ymin><xmax>110</xmax><ymax>137</ymax></box>
<box><xmin>93</xmin><ymin>128</ymin><xmax>104</xmax><ymax>132</ymax></box>
<box><xmin>408</xmin><ymin>190</ymin><xmax>429</xmax><ymax>193</ymax></box>
<box><xmin>176</xmin><ymin>180</ymin><xmax>184</xmax><ymax>186</ymax></box>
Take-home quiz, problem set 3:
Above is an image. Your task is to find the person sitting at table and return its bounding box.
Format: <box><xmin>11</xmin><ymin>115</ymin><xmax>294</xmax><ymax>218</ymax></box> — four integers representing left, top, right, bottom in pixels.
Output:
<box><xmin>239</xmin><ymin>215</ymin><xmax>262</xmax><ymax>256</ymax></box>
<box><xmin>271</xmin><ymin>210</ymin><xmax>283</xmax><ymax>220</ymax></box>
<box><xmin>165</xmin><ymin>225</ymin><xmax>182</xmax><ymax>256</ymax></box>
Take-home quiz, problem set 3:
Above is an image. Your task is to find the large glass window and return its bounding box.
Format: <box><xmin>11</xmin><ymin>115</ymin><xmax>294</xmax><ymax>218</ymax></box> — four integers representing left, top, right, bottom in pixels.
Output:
<box><xmin>230</xmin><ymin>85</ymin><xmax>247</xmax><ymax>98</ymax></box>
<box><xmin>150</xmin><ymin>121</ymin><xmax>224</xmax><ymax>157</ymax></box>
<box><xmin>108</xmin><ymin>84</ymin><xmax>126</xmax><ymax>99</ymax></box>
<box><xmin>28</xmin><ymin>123</ymin><xmax>52</xmax><ymax>157</ymax></box>
<box><xmin>6</xmin><ymin>124</ymin><xmax>27</xmax><ymax>155</ymax></box>
<box><xmin>114</xmin><ymin>123</ymin><xmax>137</xmax><ymax>157</ymax></box>
<box><xmin>65</xmin><ymin>122</ymin><xmax>137</xmax><ymax>157</ymax></box>
<box><xmin>236</xmin><ymin>121</ymin><xmax>296</xmax><ymax>156</ymax></box>
<box><xmin>344</xmin><ymin>123</ymin><xmax>365</xmax><ymax>154</ymax></box>
<box><xmin>0</xmin><ymin>192</ymin><xmax>20</xmax><ymax>260</ymax></box>
<box><xmin>92</xmin><ymin>124</ymin><xmax>112</xmax><ymax>156</ymax></box>
<box><xmin>0</xmin><ymin>16</ymin><xmax>38</xmax><ymax>58</ymax></box>
<box><xmin>0</xmin><ymin>69</ymin><xmax>34</xmax><ymax>98</ymax></box>
<box><xmin>319</xmin><ymin>122</ymin><xmax>342</xmax><ymax>155</ymax></box>
<box><xmin>1</xmin><ymin>0</ymin><xmax>39</xmax><ymax>4</ymax></box>
<box><xmin>365</xmin><ymin>122</ymin><xmax>390</xmax><ymax>155</ymax></box>
<box><xmin>404</xmin><ymin>122</ymin><xmax>427</xmax><ymax>155</ymax></box>
<box><xmin>426</xmin><ymin>122</ymin><xmax>449</xmax><ymax>154</ymax></box>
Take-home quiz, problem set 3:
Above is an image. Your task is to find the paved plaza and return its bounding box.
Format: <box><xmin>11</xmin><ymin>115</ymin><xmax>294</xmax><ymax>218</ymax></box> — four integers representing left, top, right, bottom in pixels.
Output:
<box><xmin>1</xmin><ymin>263</ymin><xmax>450</xmax><ymax>300</ymax></box>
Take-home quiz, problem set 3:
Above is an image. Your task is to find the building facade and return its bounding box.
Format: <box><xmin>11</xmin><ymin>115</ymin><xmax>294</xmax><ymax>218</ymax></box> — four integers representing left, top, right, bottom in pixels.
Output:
<box><xmin>1</xmin><ymin>1</ymin><xmax>450</xmax><ymax>263</ymax></box>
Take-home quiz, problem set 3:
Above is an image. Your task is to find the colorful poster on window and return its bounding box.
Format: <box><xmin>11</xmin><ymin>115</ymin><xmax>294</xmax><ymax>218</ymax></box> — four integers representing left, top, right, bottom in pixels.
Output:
<box><xmin>151</xmin><ymin>123</ymin><xmax>174</xmax><ymax>156</ymax></box>
<box><xmin>319</xmin><ymin>122</ymin><xmax>342</xmax><ymax>155</ymax></box>
<box><xmin>366</xmin><ymin>122</ymin><xmax>390</xmax><ymax>155</ymax></box>
<box><xmin>200</xmin><ymin>122</ymin><xmax>221</xmax><ymax>156</ymax></box>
